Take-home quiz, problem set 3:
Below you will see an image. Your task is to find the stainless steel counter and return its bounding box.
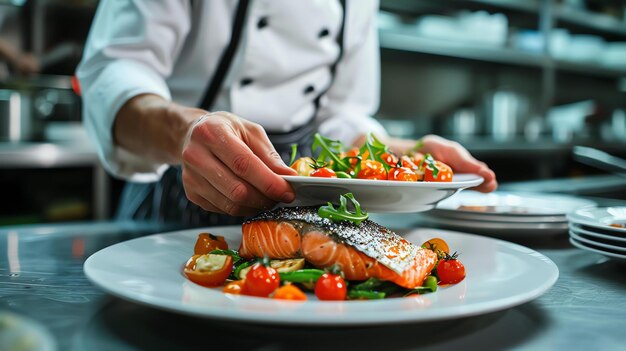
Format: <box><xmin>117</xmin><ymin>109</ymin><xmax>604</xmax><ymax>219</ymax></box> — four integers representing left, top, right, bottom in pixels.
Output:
<box><xmin>1</xmin><ymin>217</ymin><xmax>626</xmax><ymax>351</ymax></box>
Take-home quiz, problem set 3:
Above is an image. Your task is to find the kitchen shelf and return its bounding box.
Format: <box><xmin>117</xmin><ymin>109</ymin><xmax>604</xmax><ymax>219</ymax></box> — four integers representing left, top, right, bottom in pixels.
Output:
<box><xmin>379</xmin><ymin>29</ymin><xmax>548</xmax><ymax>69</ymax></box>
<box><xmin>380</xmin><ymin>29</ymin><xmax>626</xmax><ymax>79</ymax></box>
<box><xmin>554</xmin><ymin>5</ymin><xmax>626</xmax><ymax>38</ymax></box>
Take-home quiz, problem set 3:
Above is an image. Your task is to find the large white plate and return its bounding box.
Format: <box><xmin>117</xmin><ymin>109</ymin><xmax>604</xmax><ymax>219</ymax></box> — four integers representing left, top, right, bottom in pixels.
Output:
<box><xmin>282</xmin><ymin>174</ymin><xmax>483</xmax><ymax>213</ymax></box>
<box><xmin>84</xmin><ymin>226</ymin><xmax>558</xmax><ymax>326</ymax></box>
<box><xmin>420</xmin><ymin>216</ymin><xmax>569</xmax><ymax>237</ymax></box>
<box><xmin>434</xmin><ymin>191</ymin><xmax>596</xmax><ymax>219</ymax></box>
<box><xmin>567</xmin><ymin>207</ymin><xmax>626</xmax><ymax>233</ymax></box>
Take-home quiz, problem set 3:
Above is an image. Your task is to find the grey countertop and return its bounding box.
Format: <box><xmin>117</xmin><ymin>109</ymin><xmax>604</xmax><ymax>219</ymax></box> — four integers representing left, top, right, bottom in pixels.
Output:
<box><xmin>1</xmin><ymin>215</ymin><xmax>626</xmax><ymax>351</ymax></box>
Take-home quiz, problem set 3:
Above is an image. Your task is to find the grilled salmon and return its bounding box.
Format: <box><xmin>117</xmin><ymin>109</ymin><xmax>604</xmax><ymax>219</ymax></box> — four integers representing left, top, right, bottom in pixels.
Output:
<box><xmin>239</xmin><ymin>207</ymin><xmax>437</xmax><ymax>289</ymax></box>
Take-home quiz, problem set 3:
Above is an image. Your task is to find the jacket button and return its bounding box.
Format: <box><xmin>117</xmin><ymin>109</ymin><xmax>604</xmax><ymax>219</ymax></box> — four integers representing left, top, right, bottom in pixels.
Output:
<box><xmin>257</xmin><ymin>16</ymin><xmax>269</xmax><ymax>29</ymax></box>
<box><xmin>240</xmin><ymin>78</ymin><xmax>254</xmax><ymax>87</ymax></box>
<box><xmin>303</xmin><ymin>85</ymin><xmax>315</xmax><ymax>94</ymax></box>
<box><xmin>318</xmin><ymin>28</ymin><xmax>330</xmax><ymax>38</ymax></box>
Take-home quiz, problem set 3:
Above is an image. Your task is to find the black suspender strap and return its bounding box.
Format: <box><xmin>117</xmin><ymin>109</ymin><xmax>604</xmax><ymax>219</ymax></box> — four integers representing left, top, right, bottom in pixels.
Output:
<box><xmin>198</xmin><ymin>0</ymin><xmax>251</xmax><ymax>110</ymax></box>
<box><xmin>312</xmin><ymin>0</ymin><xmax>346</xmax><ymax>114</ymax></box>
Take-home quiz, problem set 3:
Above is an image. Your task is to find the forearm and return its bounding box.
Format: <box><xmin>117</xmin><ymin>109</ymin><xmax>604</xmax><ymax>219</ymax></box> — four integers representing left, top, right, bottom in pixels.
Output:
<box><xmin>113</xmin><ymin>94</ymin><xmax>204</xmax><ymax>165</ymax></box>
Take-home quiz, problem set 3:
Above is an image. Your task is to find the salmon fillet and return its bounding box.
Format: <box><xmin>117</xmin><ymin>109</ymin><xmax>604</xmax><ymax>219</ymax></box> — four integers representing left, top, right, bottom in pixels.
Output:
<box><xmin>239</xmin><ymin>207</ymin><xmax>437</xmax><ymax>289</ymax></box>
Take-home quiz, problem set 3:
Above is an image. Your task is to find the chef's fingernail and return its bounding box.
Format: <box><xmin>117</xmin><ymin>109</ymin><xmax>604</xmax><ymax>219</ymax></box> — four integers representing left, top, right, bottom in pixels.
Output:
<box><xmin>282</xmin><ymin>192</ymin><xmax>295</xmax><ymax>203</ymax></box>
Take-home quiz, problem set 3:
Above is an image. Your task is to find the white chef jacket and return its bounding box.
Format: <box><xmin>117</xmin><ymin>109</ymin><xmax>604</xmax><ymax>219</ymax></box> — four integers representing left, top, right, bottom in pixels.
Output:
<box><xmin>77</xmin><ymin>0</ymin><xmax>387</xmax><ymax>182</ymax></box>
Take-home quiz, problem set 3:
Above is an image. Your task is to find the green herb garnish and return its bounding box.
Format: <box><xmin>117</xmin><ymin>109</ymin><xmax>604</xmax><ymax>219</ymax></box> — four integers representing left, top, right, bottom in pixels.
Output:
<box><xmin>312</xmin><ymin>133</ymin><xmax>352</xmax><ymax>172</ymax></box>
<box><xmin>289</xmin><ymin>143</ymin><xmax>298</xmax><ymax>166</ymax></box>
<box><xmin>318</xmin><ymin>193</ymin><xmax>369</xmax><ymax>225</ymax></box>
<box><xmin>359</xmin><ymin>133</ymin><xmax>391</xmax><ymax>172</ymax></box>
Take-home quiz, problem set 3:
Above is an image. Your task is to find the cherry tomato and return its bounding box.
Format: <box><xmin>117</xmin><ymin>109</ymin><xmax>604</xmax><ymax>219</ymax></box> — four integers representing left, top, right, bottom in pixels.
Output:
<box><xmin>387</xmin><ymin>167</ymin><xmax>418</xmax><ymax>182</ymax></box>
<box><xmin>400</xmin><ymin>155</ymin><xmax>418</xmax><ymax>170</ymax></box>
<box><xmin>310</xmin><ymin>167</ymin><xmax>337</xmax><ymax>178</ymax></box>
<box><xmin>243</xmin><ymin>262</ymin><xmax>280</xmax><ymax>297</ymax></box>
<box><xmin>184</xmin><ymin>254</ymin><xmax>233</xmax><ymax>287</ymax></box>
<box><xmin>273</xmin><ymin>284</ymin><xmax>307</xmax><ymax>301</ymax></box>
<box><xmin>437</xmin><ymin>258</ymin><xmax>466</xmax><ymax>284</ymax></box>
<box><xmin>421</xmin><ymin>238</ymin><xmax>450</xmax><ymax>254</ymax></box>
<box><xmin>314</xmin><ymin>273</ymin><xmax>347</xmax><ymax>301</ymax></box>
<box><xmin>381</xmin><ymin>152</ymin><xmax>399</xmax><ymax>167</ymax></box>
<box><xmin>223</xmin><ymin>280</ymin><xmax>245</xmax><ymax>295</ymax></box>
<box><xmin>291</xmin><ymin>157</ymin><xmax>315</xmax><ymax>176</ymax></box>
<box><xmin>194</xmin><ymin>233</ymin><xmax>228</xmax><ymax>255</ymax></box>
<box><xmin>357</xmin><ymin>160</ymin><xmax>387</xmax><ymax>180</ymax></box>
<box><xmin>424</xmin><ymin>161</ymin><xmax>453</xmax><ymax>182</ymax></box>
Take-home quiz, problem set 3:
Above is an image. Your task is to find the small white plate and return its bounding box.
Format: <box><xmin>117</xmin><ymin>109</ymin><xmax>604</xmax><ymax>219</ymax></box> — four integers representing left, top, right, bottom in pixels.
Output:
<box><xmin>569</xmin><ymin>231</ymin><xmax>626</xmax><ymax>252</ymax></box>
<box><xmin>282</xmin><ymin>174</ymin><xmax>483</xmax><ymax>213</ymax></box>
<box><xmin>84</xmin><ymin>226</ymin><xmax>558</xmax><ymax>326</ymax></box>
<box><xmin>569</xmin><ymin>223</ymin><xmax>626</xmax><ymax>243</ymax></box>
<box><xmin>567</xmin><ymin>207</ymin><xmax>626</xmax><ymax>233</ymax></box>
<box><xmin>435</xmin><ymin>191</ymin><xmax>596</xmax><ymax>218</ymax></box>
<box><xmin>569</xmin><ymin>237</ymin><xmax>626</xmax><ymax>262</ymax></box>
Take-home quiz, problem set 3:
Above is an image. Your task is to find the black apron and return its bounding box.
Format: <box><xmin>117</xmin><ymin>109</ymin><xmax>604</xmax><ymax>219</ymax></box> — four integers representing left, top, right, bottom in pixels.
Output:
<box><xmin>116</xmin><ymin>0</ymin><xmax>346</xmax><ymax>228</ymax></box>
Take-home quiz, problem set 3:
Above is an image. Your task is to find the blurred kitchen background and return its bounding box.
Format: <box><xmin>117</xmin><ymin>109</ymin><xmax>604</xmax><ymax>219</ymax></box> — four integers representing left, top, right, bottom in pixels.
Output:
<box><xmin>0</xmin><ymin>0</ymin><xmax>625</xmax><ymax>226</ymax></box>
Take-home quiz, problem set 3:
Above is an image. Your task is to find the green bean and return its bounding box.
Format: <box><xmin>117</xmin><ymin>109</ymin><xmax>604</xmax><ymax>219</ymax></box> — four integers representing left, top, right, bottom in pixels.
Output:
<box><xmin>279</xmin><ymin>269</ymin><xmax>324</xmax><ymax>283</ymax></box>
<box><xmin>335</xmin><ymin>171</ymin><xmax>351</xmax><ymax>179</ymax></box>
<box><xmin>233</xmin><ymin>261</ymin><xmax>252</xmax><ymax>279</ymax></box>
<box><xmin>348</xmin><ymin>290</ymin><xmax>386</xmax><ymax>300</ymax></box>
<box><xmin>403</xmin><ymin>275</ymin><xmax>438</xmax><ymax>296</ymax></box>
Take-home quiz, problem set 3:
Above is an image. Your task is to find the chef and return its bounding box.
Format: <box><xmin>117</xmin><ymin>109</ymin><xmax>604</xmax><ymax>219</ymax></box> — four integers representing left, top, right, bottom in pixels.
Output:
<box><xmin>77</xmin><ymin>0</ymin><xmax>497</xmax><ymax>226</ymax></box>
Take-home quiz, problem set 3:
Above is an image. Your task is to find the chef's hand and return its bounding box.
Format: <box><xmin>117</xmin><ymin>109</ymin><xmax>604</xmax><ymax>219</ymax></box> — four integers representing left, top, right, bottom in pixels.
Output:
<box><xmin>355</xmin><ymin>134</ymin><xmax>497</xmax><ymax>193</ymax></box>
<box><xmin>181</xmin><ymin>111</ymin><xmax>297</xmax><ymax>216</ymax></box>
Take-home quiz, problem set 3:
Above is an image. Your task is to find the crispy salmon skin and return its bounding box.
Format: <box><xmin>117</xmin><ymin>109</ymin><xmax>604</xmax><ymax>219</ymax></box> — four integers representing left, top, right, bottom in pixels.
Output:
<box><xmin>239</xmin><ymin>207</ymin><xmax>437</xmax><ymax>289</ymax></box>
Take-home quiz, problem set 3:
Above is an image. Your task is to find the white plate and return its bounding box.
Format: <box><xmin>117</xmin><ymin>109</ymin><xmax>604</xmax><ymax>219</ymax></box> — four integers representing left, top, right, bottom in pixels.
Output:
<box><xmin>569</xmin><ymin>231</ymin><xmax>626</xmax><ymax>252</ymax></box>
<box><xmin>567</xmin><ymin>207</ymin><xmax>626</xmax><ymax>233</ymax></box>
<box><xmin>84</xmin><ymin>226</ymin><xmax>558</xmax><ymax>326</ymax></box>
<box><xmin>569</xmin><ymin>237</ymin><xmax>626</xmax><ymax>262</ymax></box>
<box><xmin>420</xmin><ymin>216</ymin><xmax>569</xmax><ymax>237</ymax></box>
<box><xmin>569</xmin><ymin>223</ymin><xmax>626</xmax><ymax>243</ymax></box>
<box><xmin>435</xmin><ymin>191</ymin><xmax>596</xmax><ymax>218</ymax></box>
<box><xmin>282</xmin><ymin>174</ymin><xmax>483</xmax><ymax>213</ymax></box>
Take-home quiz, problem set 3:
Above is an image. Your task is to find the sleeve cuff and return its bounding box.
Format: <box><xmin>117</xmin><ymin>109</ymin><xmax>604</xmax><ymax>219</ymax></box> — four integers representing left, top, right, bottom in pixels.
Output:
<box><xmin>81</xmin><ymin>59</ymin><xmax>172</xmax><ymax>182</ymax></box>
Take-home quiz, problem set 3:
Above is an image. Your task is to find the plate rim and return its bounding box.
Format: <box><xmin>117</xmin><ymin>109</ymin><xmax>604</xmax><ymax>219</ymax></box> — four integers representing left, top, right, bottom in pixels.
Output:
<box><xmin>569</xmin><ymin>223</ymin><xmax>626</xmax><ymax>243</ymax></box>
<box><xmin>282</xmin><ymin>173</ymin><xmax>484</xmax><ymax>189</ymax></box>
<box><xmin>569</xmin><ymin>231</ymin><xmax>626</xmax><ymax>252</ymax></box>
<box><xmin>569</xmin><ymin>237</ymin><xmax>626</xmax><ymax>260</ymax></box>
<box><xmin>84</xmin><ymin>226</ymin><xmax>558</xmax><ymax>326</ymax></box>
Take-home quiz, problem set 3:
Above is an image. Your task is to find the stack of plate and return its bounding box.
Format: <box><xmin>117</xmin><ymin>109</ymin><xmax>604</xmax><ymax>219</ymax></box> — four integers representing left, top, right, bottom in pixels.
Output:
<box><xmin>422</xmin><ymin>191</ymin><xmax>596</xmax><ymax>237</ymax></box>
<box><xmin>567</xmin><ymin>207</ymin><xmax>626</xmax><ymax>261</ymax></box>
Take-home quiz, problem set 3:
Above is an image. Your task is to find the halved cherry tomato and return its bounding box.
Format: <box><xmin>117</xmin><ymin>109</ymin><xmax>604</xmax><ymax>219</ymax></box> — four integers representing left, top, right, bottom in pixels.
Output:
<box><xmin>411</xmin><ymin>152</ymin><xmax>425</xmax><ymax>166</ymax></box>
<box><xmin>421</xmin><ymin>238</ymin><xmax>450</xmax><ymax>254</ymax></box>
<box><xmin>194</xmin><ymin>233</ymin><xmax>228</xmax><ymax>255</ymax></box>
<box><xmin>273</xmin><ymin>284</ymin><xmax>307</xmax><ymax>301</ymax></box>
<box><xmin>223</xmin><ymin>280</ymin><xmax>245</xmax><ymax>295</ymax></box>
<box><xmin>310</xmin><ymin>167</ymin><xmax>337</xmax><ymax>178</ymax></box>
<box><xmin>357</xmin><ymin>160</ymin><xmax>387</xmax><ymax>180</ymax></box>
<box><xmin>388</xmin><ymin>167</ymin><xmax>418</xmax><ymax>182</ymax></box>
<box><xmin>314</xmin><ymin>273</ymin><xmax>347</xmax><ymax>301</ymax></box>
<box><xmin>243</xmin><ymin>262</ymin><xmax>280</xmax><ymax>297</ymax></box>
<box><xmin>381</xmin><ymin>152</ymin><xmax>399</xmax><ymax>167</ymax></box>
<box><xmin>424</xmin><ymin>161</ymin><xmax>453</xmax><ymax>182</ymax></box>
<box><xmin>437</xmin><ymin>258</ymin><xmax>466</xmax><ymax>284</ymax></box>
<box><xmin>184</xmin><ymin>254</ymin><xmax>233</xmax><ymax>287</ymax></box>
<box><xmin>291</xmin><ymin>157</ymin><xmax>315</xmax><ymax>176</ymax></box>
<box><xmin>400</xmin><ymin>155</ymin><xmax>418</xmax><ymax>170</ymax></box>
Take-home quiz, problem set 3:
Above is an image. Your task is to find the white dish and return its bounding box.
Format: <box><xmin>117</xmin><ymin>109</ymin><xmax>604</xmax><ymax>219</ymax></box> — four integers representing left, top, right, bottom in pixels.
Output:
<box><xmin>420</xmin><ymin>216</ymin><xmax>569</xmax><ymax>237</ymax></box>
<box><xmin>569</xmin><ymin>231</ymin><xmax>626</xmax><ymax>252</ymax></box>
<box><xmin>567</xmin><ymin>207</ymin><xmax>626</xmax><ymax>233</ymax></box>
<box><xmin>435</xmin><ymin>191</ymin><xmax>596</xmax><ymax>217</ymax></box>
<box><xmin>569</xmin><ymin>237</ymin><xmax>626</xmax><ymax>262</ymax></box>
<box><xmin>428</xmin><ymin>209</ymin><xmax>567</xmax><ymax>223</ymax></box>
<box><xmin>569</xmin><ymin>223</ymin><xmax>626</xmax><ymax>243</ymax></box>
<box><xmin>282</xmin><ymin>174</ymin><xmax>483</xmax><ymax>213</ymax></box>
<box><xmin>84</xmin><ymin>226</ymin><xmax>558</xmax><ymax>326</ymax></box>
